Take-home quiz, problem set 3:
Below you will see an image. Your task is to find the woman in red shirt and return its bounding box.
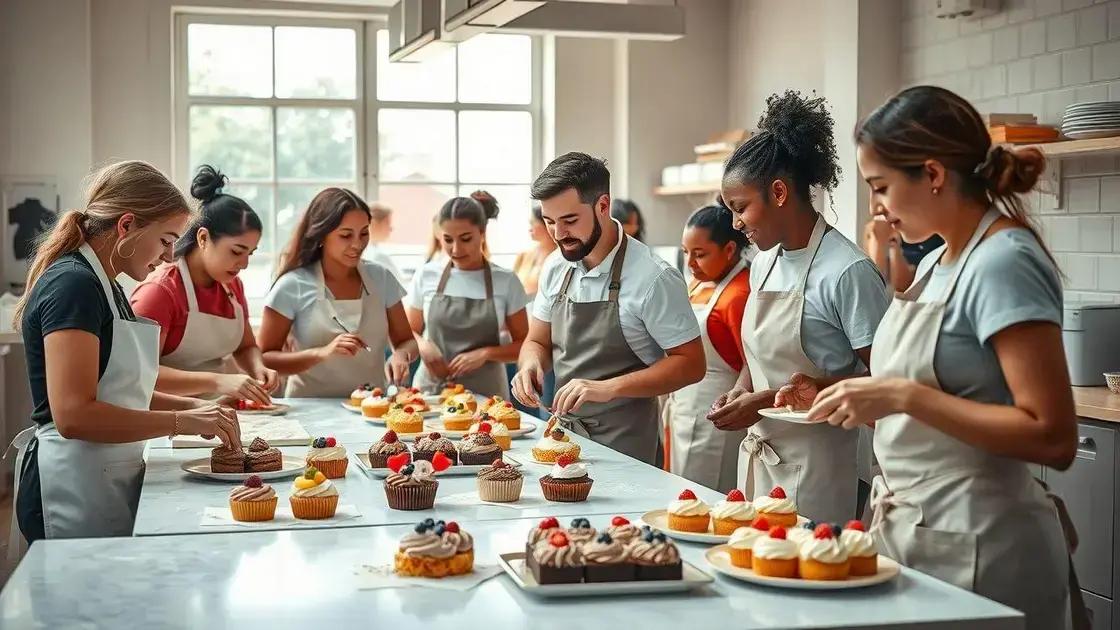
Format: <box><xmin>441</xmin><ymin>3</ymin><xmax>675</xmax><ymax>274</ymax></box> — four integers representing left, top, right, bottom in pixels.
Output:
<box><xmin>665</xmin><ymin>205</ymin><xmax>751</xmax><ymax>492</ymax></box>
<box><xmin>131</xmin><ymin>165</ymin><xmax>277</xmax><ymax>404</ymax></box>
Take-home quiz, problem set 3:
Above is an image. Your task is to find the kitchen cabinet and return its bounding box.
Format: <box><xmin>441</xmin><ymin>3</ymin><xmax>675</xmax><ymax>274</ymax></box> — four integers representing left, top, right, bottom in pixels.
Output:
<box><xmin>1085</xmin><ymin>591</ymin><xmax>1113</xmax><ymax>630</ymax></box>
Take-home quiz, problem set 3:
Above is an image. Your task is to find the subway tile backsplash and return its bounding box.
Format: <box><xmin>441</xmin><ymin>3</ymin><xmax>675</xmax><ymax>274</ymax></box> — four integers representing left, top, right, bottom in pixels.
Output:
<box><xmin>904</xmin><ymin>0</ymin><xmax>1120</xmax><ymax>302</ymax></box>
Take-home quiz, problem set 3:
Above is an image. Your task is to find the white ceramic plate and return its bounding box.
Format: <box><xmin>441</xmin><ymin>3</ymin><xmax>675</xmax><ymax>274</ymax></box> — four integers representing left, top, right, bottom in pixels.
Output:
<box><xmin>180</xmin><ymin>456</ymin><xmax>305</xmax><ymax>482</ymax></box>
<box><xmin>1065</xmin><ymin>129</ymin><xmax>1120</xmax><ymax>140</ymax></box>
<box><xmin>704</xmin><ymin>545</ymin><xmax>900</xmax><ymax>590</ymax></box>
<box><xmin>639</xmin><ymin>509</ymin><xmax>809</xmax><ymax>544</ymax></box>
<box><xmin>341</xmin><ymin>401</ymin><xmax>363</xmax><ymax>414</ymax></box>
<box><xmin>497</xmin><ymin>552</ymin><xmax>713</xmax><ymax>597</ymax></box>
<box><xmin>352</xmin><ymin>452</ymin><xmax>522</xmax><ymax>477</ymax></box>
<box><xmin>757</xmin><ymin>407</ymin><xmax>814</xmax><ymax>423</ymax></box>
<box><xmin>235</xmin><ymin>403</ymin><xmax>291</xmax><ymax>417</ymax></box>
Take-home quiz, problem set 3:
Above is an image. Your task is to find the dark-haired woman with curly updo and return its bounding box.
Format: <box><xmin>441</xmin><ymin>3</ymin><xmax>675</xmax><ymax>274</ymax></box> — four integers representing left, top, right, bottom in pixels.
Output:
<box><xmin>132</xmin><ymin>165</ymin><xmax>278</xmax><ymax>404</ymax></box>
<box><xmin>707</xmin><ymin>91</ymin><xmax>892</xmax><ymax>525</ymax></box>
<box><xmin>807</xmin><ymin>86</ymin><xmax>1080</xmax><ymax>629</ymax></box>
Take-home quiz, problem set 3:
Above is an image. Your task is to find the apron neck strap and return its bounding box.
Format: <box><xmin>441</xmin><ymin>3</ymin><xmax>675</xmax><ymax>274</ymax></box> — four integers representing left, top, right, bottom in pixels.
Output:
<box><xmin>77</xmin><ymin>243</ymin><xmax>125</xmax><ymax>321</ymax></box>
<box><xmin>176</xmin><ymin>256</ymin><xmax>234</xmax><ymax>313</ymax></box>
<box><xmin>607</xmin><ymin>234</ymin><xmax>629</xmax><ymax>303</ymax></box>
<box><xmin>316</xmin><ymin>261</ymin><xmax>369</xmax><ymax>300</ymax></box>
<box><xmin>928</xmin><ymin>209</ymin><xmax>1002</xmax><ymax>304</ymax></box>
<box><xmin>436</xmin><ymin>261</ymin><xmax>494</xmax><ymax>299</ymax></box>
<box><xmin>757</xmin><ymin>213</ymin><xmax>827</xmax><ymax>291</ymax></box>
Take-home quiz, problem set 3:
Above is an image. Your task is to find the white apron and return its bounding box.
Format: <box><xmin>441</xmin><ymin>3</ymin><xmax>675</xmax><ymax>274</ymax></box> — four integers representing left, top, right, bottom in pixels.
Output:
<box><xmin>737</xmin><ymin>215</ymin><xmax>860</xmax><ymax>524</ymax></box>
<box><xmin>160</xmin><ymin>257</ymin><xmax>243</xmax><ymax>373</ymax></box>
<box><xmin>667</xmin><ymin>259</ymin><xmax>748</xmax><ymax>492</ymax></box>
<box><xmin>284</xmin><ymin>263</ymin><xmax>388</xmax><ymax>398</ymax></box>
<box><xmin>869</xmin><ymin>209</ymin><xmax>1075</xmax><ymax>630</ymax></box>
<box><xmin>9</xmin><ymin>243</ymin><xmax>159</xmax><ymax>550</ymax></box>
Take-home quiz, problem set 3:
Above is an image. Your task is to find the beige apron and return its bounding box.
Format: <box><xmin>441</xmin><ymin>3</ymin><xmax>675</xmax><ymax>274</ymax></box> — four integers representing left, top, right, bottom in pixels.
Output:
<box><xmin>737</xmin><ymin>215</ymin><xmax>859</xmax><ymax>524</ymax></box>
<box><xmin>160</xmin><ymin>257</ymin><xmax>243</xmax><ymax>374</ymax></box>
<box><xmin>869</xmin><ymin>209</ymin><xmax>1081</xmax><ymax>630</ymax></box>
<box><xmin>285</xmin><ymin>263</ymin><xmax>388</xmax><ymax>397</ymax></box>
<box><xmin>414</xmin><ymin>262</ymin><xmax>509</xmax><ymax>398</ymax></box>
<box><xmin>551</xmin><ymin>235</ymin><xmax>660</xmax><ymax>463</ymax></box>
<box><xmin>667</xmin><ymin>259</ymin><xmax>748</xmax><ymax>492</ymax></box>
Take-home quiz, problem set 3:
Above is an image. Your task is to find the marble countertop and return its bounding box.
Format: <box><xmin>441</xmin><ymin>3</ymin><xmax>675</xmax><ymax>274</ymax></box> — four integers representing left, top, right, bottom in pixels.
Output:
<box><xmin>0</xmin><ymin>513</ymin><xmax>1023</xmax><ymax>630</ymax></box>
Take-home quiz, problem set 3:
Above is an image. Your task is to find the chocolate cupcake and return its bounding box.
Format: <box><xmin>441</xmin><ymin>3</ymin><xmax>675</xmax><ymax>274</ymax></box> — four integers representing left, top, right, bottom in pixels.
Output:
<box><xmin>458</xmin><ymin>431</ymin><xmax>503</xmax><ymax>466</ymax></box>
<box><xmin>629</xmin><ymin>528</ymin><xmax>683</xmax><ymax>581</ymax></box>
<box><xmin>531</xmin><ymin>530</ymin><xmax>584</xmax><ymax>584</ymax></box>
<box><xmin>538</xmin><ymin>456</ymin><xmax>593</xmax><ymax>502</ymax></box>
<box><xmin>526</xmin><ymin>516</ymin><xmax>561</xmax><ymax>571</ymax></box>
<box><xmin>246</xmin><ymin>437</ymin><xmax>282</xmax><ymax>473</ymax></box>
<box><xmin>383</xmin><ymin>456</ymin><xmax>446</xmax><ymax>510</ymax></box>
<box><xmin>583</xmin><ymin>532</ymin><xmax>635</xmax><ymax>582</ymax></box>
<box><xmin>368</xmin><ymin>430</ymin><xmax>410</xmax><ymax>468</ymax></box>
<box><xmin>476</xmin><ymin>459</ymin><xmax>523</xmax><ymax>502</ymax></box>
<box><xmin>211</xmin><ymin>446</ymin><xmax>245</xmax><ymax>473</ymax></box>
<box><xmin>413</xmin><ymin>432</ymin><xmax>459</xmax><ymax>465</ymax></box>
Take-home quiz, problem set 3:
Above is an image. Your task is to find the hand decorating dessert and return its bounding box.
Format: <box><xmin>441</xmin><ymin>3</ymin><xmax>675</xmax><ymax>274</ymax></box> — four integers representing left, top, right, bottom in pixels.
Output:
<box><xmin>524</xmin><ymin>516</ymin><xmax>682</xmax><ymax>584</ymax></box>
<box><xmin>305</xmin><ymin>435</ymin><xmax>348</xmax><ymax>478</ymax></box>
<box><xmin>368</xmin><ymin>430</ymin><xmax>410</xmax><ymax>468</ymax></box>
<box><xmin>289</xmin><ymin>466</ymin><xmax>339</xmax><ymax>519</ymax></box>
<box><xmin>385</xmin><ymin>404</ymin><xmax>424</xmax><ymax>434</ymax></box>
<box><xmin>476</xmin><ymin>459</ymin><xmax>523</xmax><ymax>502</ymax></box>
<box><xmin>754</xmin><ymin>486</ymin><xmax>798</xmax><ymax>527</ymax></box>
<box><xmin>484</xmin><ymin>399</ymin><xmax>521</xmax><ymax>430</ymax></box>
<box><xmin>210</xmin><ymin>437</ymin><xmax>282</xmax><ymax>473</ymax></box>
<box><xmin>539</xmin><ymin>455</ymin><xmax>593</xmax><ymax>502</ymax></box>
<box><xmin>457</xmin><ymin>423</ymin><xmax>503</xmax><ymax>465</ymax></box>
<box><xmin>413</xmin><ymin>432</ymin><xmax>459</xmax><ymax>465</ymax></box>
<box><xmin>350</xmin><ymin>383</ymin><xmax>376</xmax><ymax>407</ymax></box>
<box><xmin>228</xmin><ymin>474</ymin><xmax>277</xmax><ymax>522</ymax></box>
<box><xmin>441</xmin><ymin>400</ymin><xmax>474</xmax><ymax>431</ymax></box>
<box><xmin>725</xmin><ymin>517</ymin><xmax>879</xmax><ymax>581</ymax></box>
<box><xmin>383</xmin><ymin>454</ymin><xmax>450</xmax><ymax>510</ymax></box>
<box><xmin>531</xmin><ymin>426</ymin><xmax>581</xmax><ymax>463</ymax></box>
<box><xmin>469</xmin><ymin>415</ymin><xmax>511</xmax><ymax>450</ymax></box>
<box><xmin>667</xmin><ymin>489</ymin><xmax>711</xmax><ymax>533</ymax></box>
<box><xmin>711</xmin><ymin>489</ymin><xmax>756</xmax><ymax>535</ymax></box>
<box><xmin>395</xmin><ymin>518</ymin><xmax>474</xmax><ymax>578</ymax></box>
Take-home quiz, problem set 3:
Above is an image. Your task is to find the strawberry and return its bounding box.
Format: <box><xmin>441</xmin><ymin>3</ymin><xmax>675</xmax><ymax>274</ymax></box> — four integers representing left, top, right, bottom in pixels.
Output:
<box><xmin>845</xmin><ymin>520</ymin><xmax>865</xmax><ymax>531</ymax></box>
<box><xmin>236</xmin><ymin>400</ymin><xmax>247</xmax><ymax>411</ymax></box>
<box><xmin>431</xmin><ymin>450</ymin><xmax>452</xmax><ymax>472</ymax></box>
<box><xmin>556</xmin><ymin>454</ymin><xmax>574</xmax><ymax>468</ymax></box>
<box><xmin>478</xmin><ymin>422</ymin><xmax>492</xmax><ymax>434</ymax></box>
<box><xmin>445</xmin><ymin>521</ymin><xmax>460</xmax><ymax>534</ymax></box>
<box><xmin>751</xmin><ymin>517</ymin><xmax>770</xmax><ymax>531</ymax></box>
<box><xmin>326</xmin><ymin>437</ymin><xmax>337</xmax><ymax>447</ymax></box>
<box><xmin>372</xmin><ymin>387</ymin><xmax>383</xmax><ymax>397</ymax></box>
<box><xmin>769</xmin><ymin>486</ymin><xmax>787</xmax><ymax>499</ymax></box>
<box><xmin>383</xmin><ymin>430</ymin><xmax>398</xmax><ymax>444</ymax></box>
<box><xmin>611</xmin><ymin>516</ymin><xmax>630</xmax><ymax>526</ymax></box>
<box><xmin>678</xmin><ymin>489</ymin><xmax>697</xmax><ymax>501</ymax></box>
<box><xmin>726</xmin><ymin>489</ymin><xmax>746</xmax><ymax>502</ymax></box>
<box><xmin>769</xmin><ymin>526</ymin><xmax>787</xmax><ymax>539</ymax></box>
<box><xmin>540</xmin><ymin>516</ymin><xmax>560</xmax><ymax>530</ymax></box>
<box><xmin>549</xmin><ymin>532</ymin><xmax>569</xmax><ymax>547</ymax></box>
<box><xmin>814</xmin><ymin>523</ymin><xmax>834</xmax><ymax>539</ymax></box>
<box><xmin>387</xmin><ymin>452</ymin><xmax>411</xmax><ymax>473</ymax></box>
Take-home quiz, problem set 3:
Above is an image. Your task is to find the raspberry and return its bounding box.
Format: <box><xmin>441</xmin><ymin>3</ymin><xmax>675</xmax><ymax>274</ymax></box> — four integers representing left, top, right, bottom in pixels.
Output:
<box><xmin>726</xmin><ymin>489</ymin><xmax>745</xmax><ymax>502</ymax></box>
<box><xmin>845</xmin><ymin>520</ymin><xmax>865</xmax><ymax>532</ymax></box>
<box><xmin>541</xmin><ymin>517</ymin><xmax>560</xmax><ymax>529</ymax></box>
<box><xmin>556</xmin><ymin>454</ymin><xmax>574</xmax><ymax>467</ymax></box>
<box><xmin>490</xmin><ymin>458</ymin><xmax>508</xmax><ymax>468</ymax></box>
<box><xmin>752</xmin><ymin>517</ymin><xmax>771</xmax><ymax>531</ymax></box>
<box><xmin>428</xmin><ymin>432</ymin><xmax>441</xmax><ymax>440</ymax></box>
<box><xmin>611</xmin><ymin>516</ymin><xmax>630</xmax><ymax>526</ymax></box>
<box><xmin>245</xmin><ymin>475</ymin><xmax>263</xmax><ymax>488</ymax></box>
<box><xmin>326</xmin><ymin>437</ymin><xmax>337</xmax><ymax>447</ymax></box>
<box><xmin>387</xmin><ymin>452</ymin><xmax>411</xmax><ymax>473</ymax></box>
<box><xmin>769</xmin><ymin>486</ymin><xmax>787</xmax><ymax>499</ymax></box>
<box><xmin>383</xmin><ymin>431</ymin><xmax>398</xmax><ymax>444</ymax></box>
<box><xmin>814</xmin><ymin>523</ymin><xmax>834</xmax><ymax>539</ymax></box>
<box><xmin>431</xmin><ymin>451</ymin><xmax>453</xmax><ymax>472</ymax></box>
<box><xmin>769</xmin><ymin>526</ymin><xmax>786</xmax><ymax>539</ymax></box>
<box><xmin>478</xmin><ymin>422</ymin><xmax>492</xmax><ymax>434</ymax></box>
<box><xmin>445</xmin><ymin>521</ymin><xmax>460</xmax><ymax>534</ymax></box>
<box><xmin>678</xmin><ymin>489</ymin><xmax>697</xmax><ymax>500</ymax></box>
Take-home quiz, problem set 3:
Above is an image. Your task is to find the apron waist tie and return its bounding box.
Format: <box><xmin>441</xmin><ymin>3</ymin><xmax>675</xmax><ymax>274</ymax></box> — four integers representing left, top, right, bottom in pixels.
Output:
<box><xmin>740</xmin><ymin>432</ymin><xmax>781</xmax><ymax>496</ymax></box>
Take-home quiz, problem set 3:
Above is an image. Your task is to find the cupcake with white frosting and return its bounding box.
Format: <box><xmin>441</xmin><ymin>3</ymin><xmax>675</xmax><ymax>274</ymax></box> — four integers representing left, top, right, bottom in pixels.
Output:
<box><xmin>538</xmin><ymin>455</ymin><xmax>592</xmax><ymax>502</ymax></box>
<box><xmin>667</xmin><ymin>488</ymin><xmax>711</xmax><ymax>533</ymax></box>
<box><xmin>727</xmin><ymin>516</ymin><xmax>772</xmax><ymax>568</ymax></box>
<box><xmin>751</xmin><ymin>525</ymin><xmax>799</xmax><ymax>578</ymax></box>
<box><xmin>711</xmin><ymin>488</ymin><xmax>756</xmax><ymax>535</ymax></box>
<box><xmin>840</xmin><ymin>520</ymin><xmax>878</xmax><ymax>576</ymax></box>
<box><xmin>754</xmin><ymin>485</ymin><xmax>797</xmax><ymax>527</ymax></box>
<box><xmin>799</xmin><ymin>523</ymin><xmax>850</xmax><ymax>581</ymax></box>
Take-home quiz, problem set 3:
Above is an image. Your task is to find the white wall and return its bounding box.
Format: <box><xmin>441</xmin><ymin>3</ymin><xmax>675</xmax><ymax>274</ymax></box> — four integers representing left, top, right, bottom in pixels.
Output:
<box><xmin>553</xmin><ymin>37</ymin><xmax>619</xmax><ymax>169</ymax></box>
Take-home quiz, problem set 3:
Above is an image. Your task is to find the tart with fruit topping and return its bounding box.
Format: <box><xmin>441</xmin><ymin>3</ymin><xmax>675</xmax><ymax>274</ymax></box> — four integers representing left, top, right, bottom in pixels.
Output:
<box><xmin>385</xmin><ymin>404</ymin><xmax>424</xmax><ymax>434</ymax></box>
<box><xmin>485</xmin><ymin>398</ymin><xmax>521</xmax><ymax>430</ymax></box>
<box><xmin>289</xmin><ymin>466</ymin><xmax>339</xmax><ymax>519</ymax></box>
<box><xmin>305</xmin><ymin>436</ymin><xmax>347</xmax><ymax>478</ymax></box>
<box><xmin>441</xmin><ymin>400</ymin><xmax>474</xmax><ymax>431</ymax></box>
<box><xmin>531</xmin><ymin>426</ymin><xmax>581</xmax><ymax>463</ymax></box>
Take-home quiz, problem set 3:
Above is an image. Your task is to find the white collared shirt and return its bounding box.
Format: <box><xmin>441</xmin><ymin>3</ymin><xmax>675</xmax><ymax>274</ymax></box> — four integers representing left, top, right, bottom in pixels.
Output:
<box><xmin>531</xmin><ymin>220</ymin><xmax>700</xmax><ymax>365</ymax></box>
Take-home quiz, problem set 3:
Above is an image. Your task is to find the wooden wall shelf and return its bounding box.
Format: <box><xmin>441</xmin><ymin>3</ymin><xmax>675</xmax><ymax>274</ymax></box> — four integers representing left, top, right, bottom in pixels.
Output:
<box><xmin>653</xmin><ymin>183</ymin><xmax>720</xmax><ymax>196</ymax></box>
<box><xmin>1022</xmin><ymin>136</ymin><xmax>1120</xmax><ymax>158</ymax></box>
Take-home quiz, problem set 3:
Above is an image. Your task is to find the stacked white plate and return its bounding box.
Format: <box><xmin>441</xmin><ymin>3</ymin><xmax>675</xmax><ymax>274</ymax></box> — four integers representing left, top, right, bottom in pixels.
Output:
<box><xmin>1062</xmin><ymin>101</ymin><xmax>1120</xmax><ymax>140</ymax></box>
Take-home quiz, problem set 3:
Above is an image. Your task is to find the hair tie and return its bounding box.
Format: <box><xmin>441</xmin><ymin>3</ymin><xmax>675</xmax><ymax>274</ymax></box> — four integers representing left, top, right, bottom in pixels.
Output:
<box><xmin>973</xmin><ymin>145</ymin><xmax>1006</xmax><ymax>177</ymax></box>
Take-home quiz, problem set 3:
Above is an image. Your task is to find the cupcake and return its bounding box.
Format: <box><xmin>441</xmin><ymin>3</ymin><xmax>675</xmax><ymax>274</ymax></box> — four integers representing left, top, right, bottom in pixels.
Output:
<box><xmin>531</xmin><ymin>530</ymin><xmax>584</xmax><ymax>584</ymax></box>
<box><xmin>479</xmin><ymin>395</ymin><xmax>504</xmax><ymax>413</ymax></box>
<box><xmin>583</xmin><ymin>532</ymin><xmax>635</xmax><ymax>583</ymax></box>
<box><xmin>605</xmin><ymin>515</ymin><xmax>642</xmax><ymax>547</ymax></box>
<box><xmin>799</xmin><ymin>523</ymin><xmax>850</xmax><ymax>580</ymax></box>
<box><xmin>228</xmin><ymin>474</ymin><xmax>277</xmax><ymax>522</ymax></box>
<box><xmin>711</xmin><ymin>488</ymin><xmax>756</xmax><ymax>535</ymax></box>
<box><xmin>305</xmin><ymin>436</ymin><xmax>348</xmax><ymax>479</ymax></box>
<box><xmin>350</xmin><ymin>383</ymin><xmax>375</xmax><ymax>407</ymax></box>
<box><xmin>245</xmin><ymin>437</ymin><xmax>282</xmax><ymax>473</ymax></box>
<box><xmin>368</xmin><ymin>430</ymin><xmax>410</xmax><ymax>468</ymax></box>
<box><xmin>539</xmin><ymin>455</ymin><xmax>593</xmax><ymax>502</ymax></box>
<box><xmin>526</xmin><ymin>516</ymin><xmax>561</xmax><ymax>571</ymax></box>
<box><xmin>211</xmin><ymin>445</ymin><xmax>245</xmax><ymax>473</ymax></box>
<box><xmin>476</xmin><ymin>459</ymin><xmax>523</xmax><ymax>502</ymax></box>
<box><xmin>386</xmin><ymin>404</ymin><xmax>425</xmax><ymax>434</ymax></box>
<box><xmin>361</xmin><ymin>391</ymin><xmax>390</xmax><ymax>418</ymax></box>
<box><xmin>667</xmin><ymin>489</ymin><xmax>711</xmax><ymax>533</ymax></box>
<box><xmin>440</xmin><ymin>382</ymin><xmax>467</xmax><ymax>401</ymax></box>
<box><xmin>727</xmin><ymin>518</ymin><xmax>771</xmax><ymax>568</ymax></box>
<box><xmin>840</xmin><ymin>520</ymin><xmax>878</xmax><ymax>577</ymax></box>
<box><xmin>413</xmin><ymin>432</ymin><xmax>459</xmax><ymax>465</ymax></box>
<box><xmin>786</xmin><ymin>520</ymin><xmax>817</xmax><ymax>549</ymax></box>
<box><xmin>751</xmin><ymin>526</ymin><xmax>799</xmax><ymax>578</ymax></box>
<box><xmin>396</xmin><ymin>386</ymin><xmax>425</xmax><ymax>405</ymax></box>
<box><xmin>441</xmin><ymin>400</ymin><xmax>474</xmax><ymax>431</ymax></box>
<box><xmin>754</xmin><ymin>485</ymin><xmax>797</xmax><ymax>527</ymax></box>
<box><xmin>395</xmin><ymin>518</ymin><xmax>474</xmax><ymax>578</ymax></box>
<box><xmin>469</xmin><ymin>416</ymin><xmax>511</xmax><ymax>450</ymax></box>
<box><xmin>448</xmin><ymin>391</ymin><xmax>477</xmax><ymax>413</ymax></box>
<box><xmin>566</xmin><ymin>517</ymin><xmax>597</xmax><ymax>545</ymax></box>
<box><xmin>629</xmin><ymin>528</ymin><xmax>682</xmax><ymax>580</ymax></box>
<box><xmin>457</xmin><ymin>426</ymin><xmax>503</xmax><ymax>465</ymax></box>
<box><xmin>531</xmin><ymin>427</ymin><xmax>581</xmax><ymax>463</ymax></box>
<box><xmin>289</xmin><ymin>466</ymin><xmax>339</xmax><ymax>519</ymax></box>
<box><xmin>383</xmin><ymin>455</ymin><xmax>449</xmax><ymax>510</ymax></box>
<box><xmin>486</xmin><ymin>399</ymin><xmax>521</xmax><ymax>430</ymax></box>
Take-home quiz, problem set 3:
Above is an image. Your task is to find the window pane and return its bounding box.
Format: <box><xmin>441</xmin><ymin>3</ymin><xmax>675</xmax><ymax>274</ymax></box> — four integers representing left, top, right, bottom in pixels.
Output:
<box><xmin>277</xmin><ymin>108</ymin><xmax>356</xmax><ymax>180</ymax></box>
<box><xmin>377</xmin><ymin>184</ymin><xmax>454</xmax><ymax>246</ymax></box>
<box><xmin>457</xmin><ymin>34</ymin><xmax>532</xmax><ymax>105</ymax></box>
<box><xmin>379</xmin><ymin>109</ymin><xmax>456</xmax><ymax>182</ymax></box>
<box><xmin>275</xmin><ymin>27</ymin><xmax>357</xmax><ymax>99</ymax></box>
<box><xmin>223</xmin><ymin>184</ymin><xmax>274</xmax><ymax>298</ymax></box>
<box><xmin>189</xmin><ymin>106</ymin><xmax>273</xmax><ymax>179</ymax></box>
<box><xmin>276</xmin><ymin>184</ymin><xmax>340</xmax><ymax>255</ymax></box>
<box><xmin>376</xmin><ymin>29</ymin><xmax>455</xmax><ymax>103</ymax></box>
<box><xmin>458</xmin><ymin>111</ymin><xmax>532</xmax><ymax>184</ymax></box>
<box><xmin>457</xmin><ymin>185</ymin><xmax>531</xmax><ymax>254</ymax></box>
<box><xmin>188</xmin><ymin>23</ymin><xmax>272</xmax><ymax>97</ymax></box>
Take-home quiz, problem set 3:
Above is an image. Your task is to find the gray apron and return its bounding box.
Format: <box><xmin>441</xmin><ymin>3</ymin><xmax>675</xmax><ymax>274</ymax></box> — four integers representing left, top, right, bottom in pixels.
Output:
<box><xmin>414</xmin><ymin>262</ymin><xmax>509</xmax><ymax>398</ymax></box>
<box><xmin>551</xmin><ymin>236</ymin><xmax>659</xmax><ymax>463</ymax></box>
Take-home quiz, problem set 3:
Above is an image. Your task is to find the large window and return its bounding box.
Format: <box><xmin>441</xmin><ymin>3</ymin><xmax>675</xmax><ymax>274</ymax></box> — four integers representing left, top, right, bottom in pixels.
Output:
<box><xmin>175</xmin><ymin>15</ymin><xmax>540</xmax><ymax>300</ymax></box>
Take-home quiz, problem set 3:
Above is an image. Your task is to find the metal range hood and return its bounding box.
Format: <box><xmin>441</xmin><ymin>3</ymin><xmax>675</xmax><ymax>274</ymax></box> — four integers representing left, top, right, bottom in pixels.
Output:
<box><xmin>389</xmin><ymin>0</ymin><xmax>685</xmax><ymax>62</ymax></box>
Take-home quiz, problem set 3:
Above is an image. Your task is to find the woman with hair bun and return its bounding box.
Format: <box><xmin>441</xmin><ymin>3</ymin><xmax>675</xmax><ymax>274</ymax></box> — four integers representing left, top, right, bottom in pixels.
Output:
<box><xmin>809</xmin><ymin>85</ymin><xmax>1079</xmax><ymax>629</ymax></box>
<box><xmin>707</xmin><ymin>91</ymin><xmax>892</xmax><ymax>524</ymax></box>
<box><xmin>131</xmin><ymin>165</ymin><xmax>277</xmax><ymax>404</ymax></box>
<box><xmin>406</xmin><ymin>191</ymin><xmax>530</xmax><ymax>397</ymax></box>
<box><xmin>665</xmin><ymin>205</ymin><xmax>751</xmax><ymax>491</ymax></box>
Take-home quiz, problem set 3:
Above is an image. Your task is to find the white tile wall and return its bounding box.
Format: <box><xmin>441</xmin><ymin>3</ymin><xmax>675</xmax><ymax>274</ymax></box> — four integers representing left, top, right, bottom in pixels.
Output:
<box><xmin>904</xmin><ymin>0</ymin><xmax>1120</xmax><ymax>300</ymax></box>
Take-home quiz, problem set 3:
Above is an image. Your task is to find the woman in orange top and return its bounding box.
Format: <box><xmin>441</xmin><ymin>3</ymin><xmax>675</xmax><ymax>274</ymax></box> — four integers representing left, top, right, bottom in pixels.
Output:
<box><xmin>664</xmin><ymin>205</ymin><xmax>751</xmax><ymax>491</ymax></box>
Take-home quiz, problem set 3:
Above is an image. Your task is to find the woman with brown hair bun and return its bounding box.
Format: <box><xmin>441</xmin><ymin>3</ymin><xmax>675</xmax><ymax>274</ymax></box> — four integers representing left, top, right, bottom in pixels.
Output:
<box><xmin>809</xmin><ymin>85</ymin><xmax>1079</xmax><ymax>629</ymax></box>
<box><xmin>258</xmin><ymin>188</ymin><xmax>418</xmax><ymax>397</ymax></box>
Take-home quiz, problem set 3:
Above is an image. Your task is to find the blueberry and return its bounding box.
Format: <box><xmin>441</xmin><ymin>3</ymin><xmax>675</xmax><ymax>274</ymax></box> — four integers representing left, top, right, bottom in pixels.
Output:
<box><xmin>423</xmin><ymin>518</ymin><xmax>435</xmax><ymax>526</ymax></box>
<box><xmin>643</xmin><ymin>531</ymin><xmax>656</xmax><ymax>542</ymax></box>
<box><xmin>435</xmin><ymin>525</ymin><xmax>446</xmax><ymax>535</ymax></box>
<box><xmin>831</xmin><ymin>524</ymin><xmax>842</xmax><ymax>538</ymax></box>
<box><xmin>414</xmin><ymin>523</ymin><xmax>427</xmax><ymax>533</ymax></box>
<box><xmin>571</xmin><ymin>517</ymin><xmax>591</xmax><ymax>529</ymax></box>
<box><xmin>653</xmin><ymin>533</ymin><xmax>667</xmax><ymax>543</ymax></box>
<box><xmin>401</xmin><ymin>464</ymin><xmax>414</xmax><ymax>476</ymax></box>
<box><xmin>596</xmin><ymin>533</ymin><xmax>613</xmax><ymax>544</ymax></box>
<box><xmin>804</xmin><ymin>520</ymin><xmax>817</xmax><ymax>530</ymax></box>
<box><xmin>437</xmin><ymin>520</ymin><xmax>446</xmax><ymax>527</ymax></box>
